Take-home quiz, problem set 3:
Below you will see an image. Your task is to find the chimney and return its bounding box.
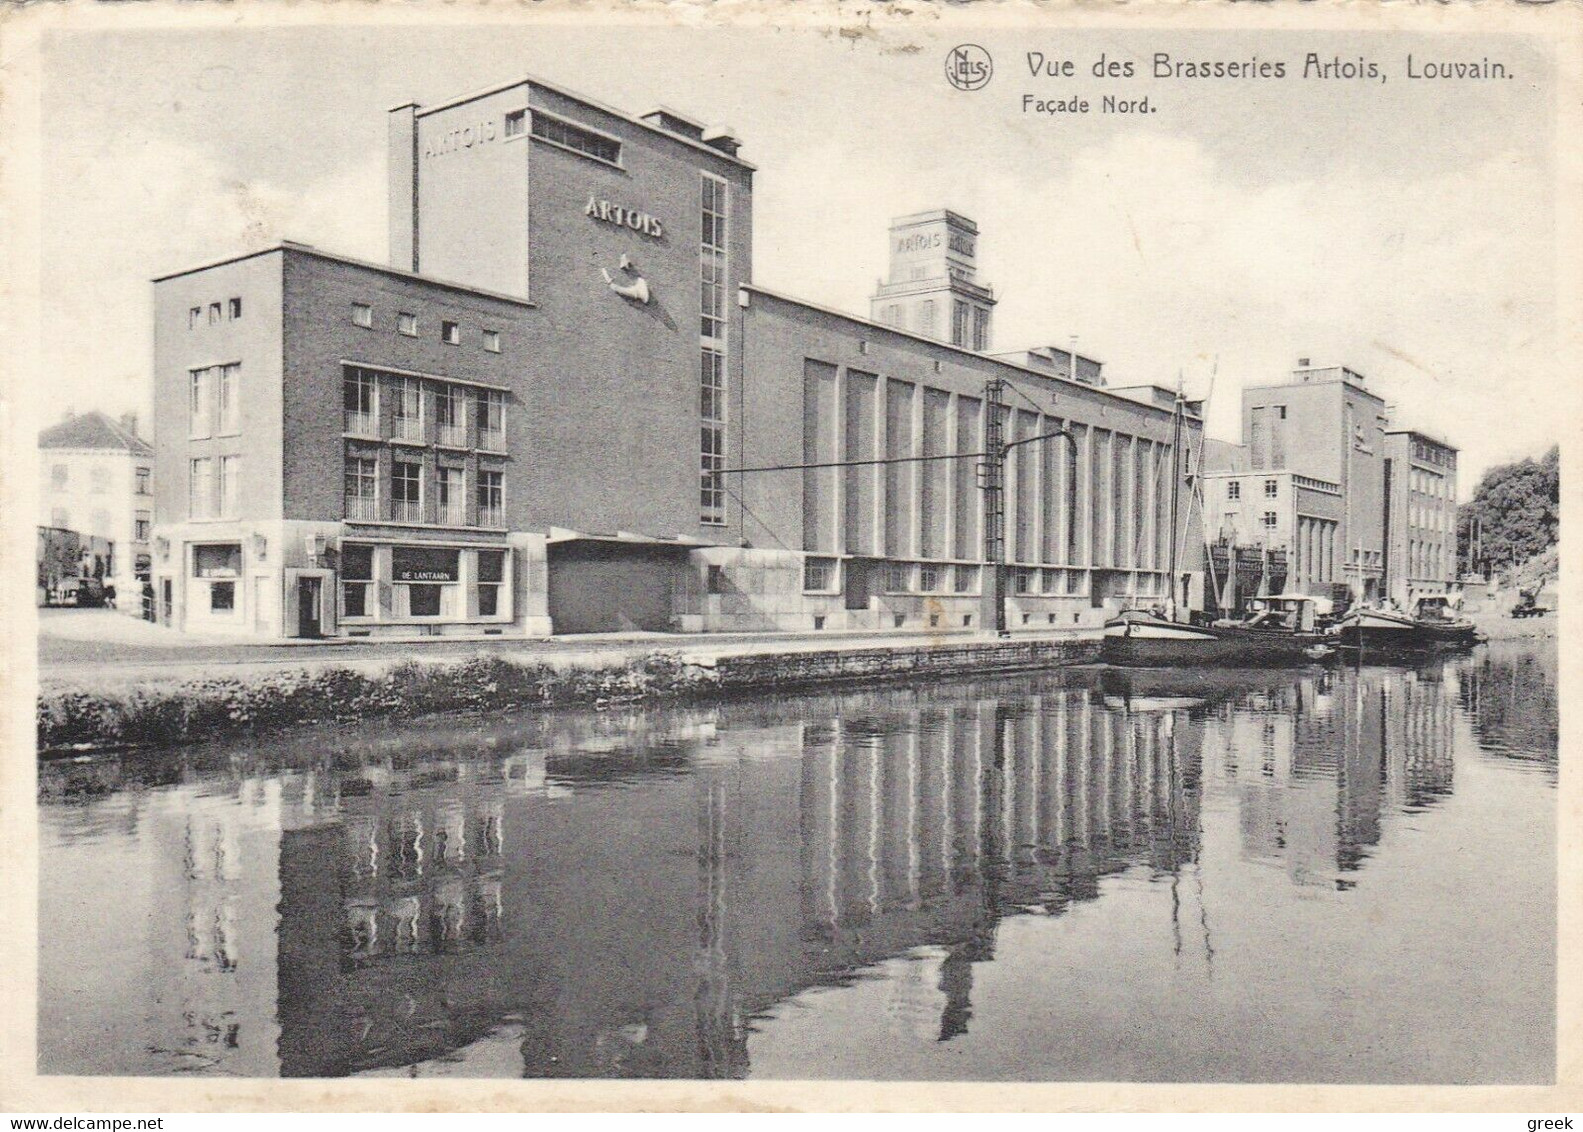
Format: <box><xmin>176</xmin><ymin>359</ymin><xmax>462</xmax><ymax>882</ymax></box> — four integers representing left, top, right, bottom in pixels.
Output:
<box><xmin>119</xmin><ymin>411</ymin><xmax>139</xmax><ymax>439</ymax></box>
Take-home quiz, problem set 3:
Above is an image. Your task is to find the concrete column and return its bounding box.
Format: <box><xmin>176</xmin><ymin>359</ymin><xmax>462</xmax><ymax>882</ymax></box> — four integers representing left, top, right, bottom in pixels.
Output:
<box><xmin>832</xmin><ymin>368</ymin><xmax>847</xmax><ymax>557</ymax></box>
<box><xmin>387</xmin><ymin>103</ymin><xmax>419</xmax><ymax>272</ymax></box>
<box><xmin>943</xmin><ymin>392</ymin><xmax>958</xmax><ymax>565</ymax></box>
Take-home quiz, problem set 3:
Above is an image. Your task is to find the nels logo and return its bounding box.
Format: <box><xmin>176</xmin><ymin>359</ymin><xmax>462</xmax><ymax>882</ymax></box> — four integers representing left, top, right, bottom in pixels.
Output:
<box><xmin>945</xmin><ymin>44</ymin><xmax>993</xmax><ymax>91</ymax></box>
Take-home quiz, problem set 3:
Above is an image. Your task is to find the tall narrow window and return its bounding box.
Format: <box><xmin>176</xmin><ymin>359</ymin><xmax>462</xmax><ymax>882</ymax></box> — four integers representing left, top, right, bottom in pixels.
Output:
<box><xmin>228</xmin><ymin>297</ymin><xmax>242</xmax><ymax>320</ymax></box>
<box><xmin>135</xmin><ymin>467</ymin><xmax>151</xmax><ymax>495</ymax></box>
<box><xmin>189</xmin><ymin>457</ymin><xmax>214</xmax><ymax>519</ymax></box>
<box><xmin>189</xmin><ymin>368</ymin><xmax>213</xmax><ymax>438</ymax></box>
<box><xmin>393</xmin><ymin>376</ymin><xmax>423</xmax><ymax>442</ymax></box>
<box><xmin>344</xmin><ymin>456</ymin><xmax>378</xmax><ymax>520</ymax></box>
<box><xmin>478</xmin><ymin>390</ymin><xmax>506</xmax><ymax>451</ymax></box>
<box><xmin>441</xmin><ymin>320</ymin><xmax>460</xmax><ymax>346</ymax></box>
<box><xmin>952</xmin><ymin>301</ymin><xmax>969</xmax><ymax>348</ymax></box>
<box><xmin>134</xmin><ymin>512</ymin><xmax>152</xmax><ymax>542</ymax></box>
<box><xmin>700</xmin><ymin>173</ymin><xmax>729</xmax><ymax>526</ymax></box>
<box><xmin>392</xmin><ymin>460</ymin><xmax>422</xmax><ymax>523</ymax></box>
<box><xmin>476</xmin><ymin>549</ymin><xmax>505</xmax><ymax>617</ymax></box>
<box><xmin>341</xmin><ymin>543</ymin><xmax>374</xmax><ymax>618</ymax></box>
<box><xmin>343</xmin><ymin>367</ymin><xmax>377</xmax><ymax>436</ymax></box>
<box><xmin>436</xmin><ymin>466</ymin><xmax>465</xmax><ymax>525</ymax></box>
<box><xmin>477</xmin><ymin>469</ymin><xmax>504</xmax><ymax>527</ymax></box>
<box><xmin>972</xmin><ymin>307</ymin><xmax>990</xmax><ymax>351</ymax></box>
<box><xmin>217</xmin><ymin>363</ymin><xmax>240</xmax><ymax>435</ymax></box>
<box><xmin>218</xmin><ymin>455</ymin><xmax>239</xmax><ymax>518</ymax></box>
<box><xmin>434</xmin><ymin>384</ymin><xmax>465</xmax><ymax>447</ymax></box>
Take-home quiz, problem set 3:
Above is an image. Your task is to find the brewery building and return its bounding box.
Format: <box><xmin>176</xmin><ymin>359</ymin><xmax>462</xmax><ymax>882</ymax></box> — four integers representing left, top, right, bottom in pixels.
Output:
<box><xmin>150</xmin><ymin>76</ymin><xmax>1203</xmax><ymax>639</ymax></box>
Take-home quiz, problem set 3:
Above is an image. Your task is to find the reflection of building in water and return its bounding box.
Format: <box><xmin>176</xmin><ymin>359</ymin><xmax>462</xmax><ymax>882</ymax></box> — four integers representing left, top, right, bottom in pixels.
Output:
<box><xmin>793</xmin><ymin>689</ymin><xmax>1201</xmax><ymax>1038</ymax></box>
<box><xmin>1458</xmin><ymin>645</ymin><xmax>1559</xmax><ymax>767</ymax></box>
<box><xmin>1200</xmin><ymin>666</ymin><xmax>1456</xmax><ymax>887</ymax></box>
<box><xmin>141</xmin><ymin>774</ymin><xmax>330</xmax><ymax>1076</ymax></box>
<box><xmin>266</xmin><ymin>688</ymin><xmax>1203</xmax><ymax>1078</ymax></box>
<box><xmin>55</xmin><ymin>683</ymin><xmax>1204</xmax><ymax>1078</ymax></box>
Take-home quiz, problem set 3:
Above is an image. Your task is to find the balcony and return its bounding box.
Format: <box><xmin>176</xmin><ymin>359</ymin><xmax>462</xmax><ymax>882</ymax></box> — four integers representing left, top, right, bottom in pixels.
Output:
<box><xmin>479</xmin><ymin>425</ymin><xmax>505</xmax><ymax>452</ymax></box>
<box><xmin>393</xmin><ymin>415</ymin><xmax>423</xmax><ymax>443</ymax></box>
<box><xmin>434</xmin><ymin>422</ymin><xmax>466</xmax><ymax>448</ymax></box>
<box><xmin>344</xmin><ymin>409</ymin><xmax>377</xmax><ymax>437</ymax></box>
<box><xmin>436</xmin><ymin>499</ymin><xmax>465</xmax><ymax>526</ymax></box>
<box><xmin>391</xmin><ymin>499</ymin><xmax>423</xmax><ymax>524</ymax></box>
<box><xmin>478</xmin><ymin>504</ymin><xmax>503</xmax><ymax>528</ymax></box>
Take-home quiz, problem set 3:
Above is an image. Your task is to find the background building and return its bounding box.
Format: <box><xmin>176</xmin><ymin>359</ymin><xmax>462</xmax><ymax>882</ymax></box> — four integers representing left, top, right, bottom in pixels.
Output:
<box><xmin>1238</xmin><ymin>361</ymin><xmax>1390</xmax><ymax>603</ymax></box>
<box><xmin>870</xmin><ymin>211</ymin><xmax>996</xmax><ymax>351</ymax></box>
<box><xmin>38</xmin><ymin>409</ymin><xmax>155</xmax><ymax>608</ymax></box>
<box><xmin>1384</xmin><ymin>429</ymin><xmax>1459</xmax><ymax>603</ymax></box>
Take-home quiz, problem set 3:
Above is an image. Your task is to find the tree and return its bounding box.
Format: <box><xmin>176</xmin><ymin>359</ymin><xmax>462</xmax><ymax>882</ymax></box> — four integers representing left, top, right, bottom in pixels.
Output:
<box><xmin>1458</xmin><ymin>445</ymin><xmax>1558</xmax><ymax>575</ymax></box>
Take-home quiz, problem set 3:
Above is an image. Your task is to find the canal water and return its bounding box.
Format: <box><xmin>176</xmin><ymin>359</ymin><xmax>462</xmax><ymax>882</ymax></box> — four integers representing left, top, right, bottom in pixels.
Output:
<box><xmin>38</xmin><ymin>638</ymin><xmax>1556</xmax><ymax>1083</ymax></box>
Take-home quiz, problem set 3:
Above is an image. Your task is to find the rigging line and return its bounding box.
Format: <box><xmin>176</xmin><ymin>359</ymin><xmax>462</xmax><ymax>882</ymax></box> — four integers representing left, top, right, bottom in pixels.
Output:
<box><xmin>721</xmin><ymin>484</ymin><xmax>795</xmax><ymax>552</ymax></box>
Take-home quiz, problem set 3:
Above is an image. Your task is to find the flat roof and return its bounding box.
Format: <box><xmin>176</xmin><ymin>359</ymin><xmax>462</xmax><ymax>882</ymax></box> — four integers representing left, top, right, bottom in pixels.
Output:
<box><xmin>152</xmin><ymin>242</ymin><xmax>538</xmax><ymax>309</ymax></box>
<box><xmin>1386</xmin><ymin>427</ymin><xmax>1458</xmax><ymax>451</ymax></box>
<box><xmin>889</xmin><ymin>209</ymin><xmax>979</xmax><ymax>233</ymax></box>
<box><xmin>1244</xmin><ymin>375</ymin><xmax>1386</xmax><ymax>404</ymax></box>
<box><xmin>744</xmin><ymin>284</ymin><xmax>1199</xmax><ymax>424</ymax></box>
<box><xmin>404</xmin><ymin>74</ymin><xmax>757</xmax><ymax>171</ymax></box>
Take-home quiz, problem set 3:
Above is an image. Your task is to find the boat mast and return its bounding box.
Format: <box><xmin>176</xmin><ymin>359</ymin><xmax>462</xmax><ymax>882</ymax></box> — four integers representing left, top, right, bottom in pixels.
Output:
<box><xmin>1168</xmin><ymin>370</ymin><xmax>1184</xmax><ymax>620</ymax></box>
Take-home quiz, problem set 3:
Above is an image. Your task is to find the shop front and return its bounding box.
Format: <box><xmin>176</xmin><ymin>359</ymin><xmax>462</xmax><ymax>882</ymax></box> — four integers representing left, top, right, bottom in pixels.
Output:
<box><xmin>337</xmin><ymin>538</ymin><xmax>515</xmax><ymax>637</ymax></box>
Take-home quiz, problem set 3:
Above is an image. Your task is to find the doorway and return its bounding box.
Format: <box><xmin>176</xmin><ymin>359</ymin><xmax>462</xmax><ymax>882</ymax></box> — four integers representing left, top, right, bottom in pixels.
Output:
<box><xmin>298</xmin><ymin>576</ymin><xmax>322</xmax><ymax>638</ymax></box>
<box><xmin>844</xmin><ymin>559</ymin><xmax>872</xmax><ymax>612</ymax></box>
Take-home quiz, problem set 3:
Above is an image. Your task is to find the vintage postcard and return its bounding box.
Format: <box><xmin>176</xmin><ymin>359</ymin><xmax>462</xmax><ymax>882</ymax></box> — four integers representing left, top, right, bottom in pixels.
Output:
<box><xmin>1</xmin><ymin>0</ymin><xmax>1578</xmax><ymax>1113</ymax></box>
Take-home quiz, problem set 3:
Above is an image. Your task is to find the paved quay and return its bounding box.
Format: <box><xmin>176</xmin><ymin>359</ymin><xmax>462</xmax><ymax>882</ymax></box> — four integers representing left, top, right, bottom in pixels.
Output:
<box><xmin>37</xmin><ymin>608</ymin><xmax>1104</xmax><ymax>690</ymax></box>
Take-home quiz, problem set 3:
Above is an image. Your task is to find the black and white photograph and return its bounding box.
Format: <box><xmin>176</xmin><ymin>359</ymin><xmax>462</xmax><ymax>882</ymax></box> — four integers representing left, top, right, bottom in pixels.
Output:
<box><xmin>3</xmin><ymin>1</ymin><xmax>1575</xmax><ymax>1111</ymax></box>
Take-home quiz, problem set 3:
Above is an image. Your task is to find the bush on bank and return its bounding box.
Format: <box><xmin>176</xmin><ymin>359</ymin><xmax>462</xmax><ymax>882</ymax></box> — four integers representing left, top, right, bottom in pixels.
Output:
<box><xmin>37</xmin><ymin>651</ymin><xmax>714</xmax><ymax>752</ymax></box>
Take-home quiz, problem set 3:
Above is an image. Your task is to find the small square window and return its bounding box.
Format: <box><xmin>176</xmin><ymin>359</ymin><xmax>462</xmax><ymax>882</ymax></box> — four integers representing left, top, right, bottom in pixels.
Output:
<box><xmin>1277</xmin><ymin>406</ymin><xmax>1287</xmax><ymax>419</ymax></box>
<box><xmin>351</xmin><ymin>302</ymin><xmax>373</xmax><ymax>328</ymax></box>
<box><xmin>398</xmin><ymin>312</ymin><xmax>418</xmax><ymax>337</ymax></box>
<box><xmin>1227</xmin><ymin>481</ymin><xmax>1241</xmax><ymax>500</ymax></box>
<box><xmin>188</xmin><ymin>307</ymin><xmax>202</xmax><ymax>329</ymax></box>
<box><xmin>483</xmin><ymin>329</ymin><xmax>501</xmax><ymax>353</ymax></box>
<box><xmin>208</xmin><ymin>302</ymin><xmax>221</xmax><ymax>325</ymax></box>
<box><xmin>441</xmin><ymin>320</ymin><xmax>460</xmax><ymax>346</ymax></box>
<box><xmin>504</xmin><ymin>110</ymin><xmax>526</xmax><ymax>138</ymax></box>
<box><xmin>228</xmin><ymin>297</ymin><xmax>242</xmax><ymax>320</ymax></box>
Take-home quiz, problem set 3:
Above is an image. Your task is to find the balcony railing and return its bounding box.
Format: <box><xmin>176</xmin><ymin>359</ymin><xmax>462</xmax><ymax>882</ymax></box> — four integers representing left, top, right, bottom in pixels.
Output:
<box><xmin>479</xmin><ymin>425</ymin><xmax>505</xmax><ymax>452</ymax></box>
<box><xmin>393</xmin><ymin>415</ymin><xmax>423</xmax><ymax>442</ymax></box>
<box><xmin>434</xmin><ymin>422</ymin><xmax>466</xmax><ymax>447</ymax></box>
<box><xmin>391</xmin><ymin>499</ymin><xmax>422</xmax><ymax>524</ymax></box>
<box><xmin>436</xmin><ymin>500</ymin><xmax>465</xmax><ymax>526</ymax></box>
<box><xmin>478</xmin><ymin>504</ymin><xmax>503</xmax><ymax>528</ymax></box>
<box><xmin>344</xmin><ymin>409</ymin><xmax>376</xmax><ymax>436</ymax></box>
<box><xmin>345</xmin><ymin>495</ymin><xmax>380</xmax><ymax>521</ymax></box>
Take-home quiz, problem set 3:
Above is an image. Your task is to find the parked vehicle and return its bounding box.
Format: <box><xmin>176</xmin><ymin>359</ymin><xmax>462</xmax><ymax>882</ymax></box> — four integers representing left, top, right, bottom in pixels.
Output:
<box><xmin>1511</xmin><ymin>589</ymin><xmax>1550</xmax><ymax>618</ymax></box>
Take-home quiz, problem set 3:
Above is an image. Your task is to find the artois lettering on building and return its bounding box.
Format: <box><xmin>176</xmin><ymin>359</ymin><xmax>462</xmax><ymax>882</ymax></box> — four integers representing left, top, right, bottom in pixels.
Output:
<box><xmin>423</xmin><ymin>119</ymin><xmax>499</xmax><ymax>159</ymax></box>
<box><xmin>584</xmin><ymin>197</ymin><xmax>664</xmax><ymax>238</ymax></box>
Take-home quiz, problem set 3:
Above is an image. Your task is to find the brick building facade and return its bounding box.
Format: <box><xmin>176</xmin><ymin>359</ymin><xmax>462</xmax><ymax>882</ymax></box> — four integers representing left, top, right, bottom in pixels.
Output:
<box><xmin>151</xmin><ymin>75</ymin><xmax>1203</xmax><ymax>638</ymax></box>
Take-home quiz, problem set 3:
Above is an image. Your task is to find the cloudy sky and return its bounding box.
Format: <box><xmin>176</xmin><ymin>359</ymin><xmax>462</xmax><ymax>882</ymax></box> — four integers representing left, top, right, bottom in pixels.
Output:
<box><xmin>37</xmin><ymin>20</ymin><xmax>1558</xmax><ymax>494</ymax></box>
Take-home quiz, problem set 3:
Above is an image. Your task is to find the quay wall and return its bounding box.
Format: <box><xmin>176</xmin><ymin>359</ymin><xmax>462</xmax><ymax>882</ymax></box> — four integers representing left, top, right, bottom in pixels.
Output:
<box><xmin>37</xmin><ymin>636</ymin><xmax>1101</xmax><ymax>752</ymax></box>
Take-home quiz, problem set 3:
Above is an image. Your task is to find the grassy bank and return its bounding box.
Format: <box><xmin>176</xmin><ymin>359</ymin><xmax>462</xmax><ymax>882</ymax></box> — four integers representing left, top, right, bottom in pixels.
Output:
<box><xmin>38</xmin><ymin>651</ymin><xmax>713</xmax><ymax>753</ymax></box>
<box><xmin>37</xmin><ymin>634</ymin><xmax>1102</xmax><ymax>754</ymax></box>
